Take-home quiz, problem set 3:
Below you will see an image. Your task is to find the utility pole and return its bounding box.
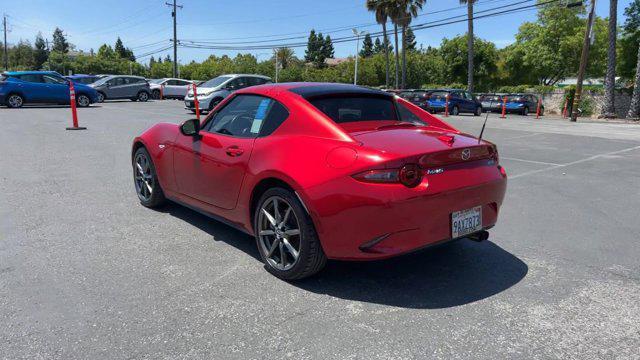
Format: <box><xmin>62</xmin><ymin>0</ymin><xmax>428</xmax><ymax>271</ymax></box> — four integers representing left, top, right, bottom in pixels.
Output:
<box><xmin>352</xmin><ymin>29</ymin><xmax>366</xmax><ymax>86</ymax></box>
<box><xmin>274</xmin><ymin>48</ymin><xmax>279</xmax><ymax>83</ymax></box>
<box><xmin>571</xmin><ymin>0</ymin><xmax>597</xmax><ymax>122</ymax></box>
<box><xmin>3</xmin><ymin>15</ymin><xmax>8</xmax><ymax>70</ymax></box>
<box><xmin>165</xmin><ymin>0</ymin><xmax>182</xmax><ymax>78</ymax></box>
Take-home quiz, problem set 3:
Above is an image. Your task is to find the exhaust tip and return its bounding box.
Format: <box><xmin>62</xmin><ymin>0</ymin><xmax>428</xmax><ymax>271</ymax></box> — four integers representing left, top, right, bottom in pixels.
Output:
<box><xmin>468</xmin><ymin>230</ymin><xmax>489</xmax><ymax>242</ymax></box>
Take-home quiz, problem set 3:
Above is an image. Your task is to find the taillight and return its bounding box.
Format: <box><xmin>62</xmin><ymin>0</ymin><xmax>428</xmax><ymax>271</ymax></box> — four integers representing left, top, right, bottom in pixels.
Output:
<box><xmin>352</xmin><ymin>164</ymin><xmax>423</xmax><ymax>188</ymax></box>
<box><xmin>399</xmin><ymin>164</ymin><xmax>422</xmax><ymax>188</ymax></box>
<box><xmin>498</xmin><ymin>165</ymin><xmax>507</xmax><ymax>178</ymax></box>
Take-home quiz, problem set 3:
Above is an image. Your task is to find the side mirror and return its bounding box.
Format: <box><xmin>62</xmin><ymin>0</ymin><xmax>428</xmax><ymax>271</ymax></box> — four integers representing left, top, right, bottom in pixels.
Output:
<box><xmin>180</xmin><ymin>118</ymin><xmax>201</xmax><ymax>137</ymax></box>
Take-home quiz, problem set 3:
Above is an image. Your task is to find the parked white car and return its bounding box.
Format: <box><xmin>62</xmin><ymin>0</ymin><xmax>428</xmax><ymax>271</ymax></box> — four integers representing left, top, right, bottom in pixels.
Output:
<box><xmin>148</xmin><ymin>78</ymin><xmax>195</xmax><ymax>99</ymax></box>
<box><xmin>184</xmin><ymin>74</ymin><xmax>271</xmax><ymax>113</ymax></box>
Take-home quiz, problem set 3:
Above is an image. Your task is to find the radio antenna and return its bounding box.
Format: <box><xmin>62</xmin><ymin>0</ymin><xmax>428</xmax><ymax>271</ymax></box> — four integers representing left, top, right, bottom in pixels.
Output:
<box><xmin>478</xmin><ymin>97</ymin><xmax>493</xmax><ymax>144</ymax></box>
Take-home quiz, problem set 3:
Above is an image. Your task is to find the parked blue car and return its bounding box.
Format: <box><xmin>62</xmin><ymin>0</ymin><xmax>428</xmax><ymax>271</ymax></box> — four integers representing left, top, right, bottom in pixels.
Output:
<box><xmin>425</xmin><ymin>89</ymin><xmax>482</xmax><ymax>116</ymax></box>
<box><xmin>65</xmin><ymin>74</ymin><xmax>104</xmax><ymax>85</ymax></box>
<box><xmin>0</xmin><ymin>71</ymin><xmax>99</xmax><ymax>108</ymax></box>
<box><xmin>503</xmin><ymin>93</ymin><xmax>544</xmax><ymax>115</ymax></box>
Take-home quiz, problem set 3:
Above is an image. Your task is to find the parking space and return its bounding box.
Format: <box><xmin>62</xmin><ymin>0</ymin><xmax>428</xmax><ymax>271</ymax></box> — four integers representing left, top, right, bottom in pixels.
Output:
<box><xmin>1</xmin><ymin>102</ymin><xmax>639</xmax><ymax>359</ymax></box>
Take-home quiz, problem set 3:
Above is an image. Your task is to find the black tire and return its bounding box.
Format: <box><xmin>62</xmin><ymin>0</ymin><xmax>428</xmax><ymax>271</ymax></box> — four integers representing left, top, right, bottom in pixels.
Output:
<box><xmin>137</xmin><ymin>91</ymin><xmax>150</xmax><ymax>102</ymax></box>
<box><xmin>152</xmin><ymin>89</ymin><xmax>161</xmax><ymax>99</ymax></box>
<box><xmin>254</xmin><ymin>187</ymin><xmax>327</xmax><ymax>280</ymax></box>
<box><xmin>132</xmin><ymin>147</ymin><xmax>166</xmax><ymax>208</ymax></box>
<box><xmin>522</xmin><ymin>106</ymin><xmax>529</xmax><ymax>116</ymax></box>
<box><xmin>450</xmin><ymin>105</ymin><xmax>459</xmax><ymax>116</ymax></box>
<box><xmin>96</xmin><ymin>92</ymin><xmax>105</xmax><ymax>103</ymax></box>
<box><xmin>474</xmin><ymin>106</ymin><xmax>482</xmax><ymax>116</ymax></box>
<box><xmin>540</xmin><ymin>107</ymin><xmax>545</xmax><ymax>116</ymax></box>
<box><xmin>6</xmin><ymin>93</ymin><xmax>24</xmax><ymax>108</ymax></box>
<box><xmin>76</xmin><ymin>94</ymin><xmax>91</xmax><ymax>107</ymax></box>
<box><xmin>208</xmin><ymin>98</ymin><xmax>222</xmax><ymax>112</ymax></box>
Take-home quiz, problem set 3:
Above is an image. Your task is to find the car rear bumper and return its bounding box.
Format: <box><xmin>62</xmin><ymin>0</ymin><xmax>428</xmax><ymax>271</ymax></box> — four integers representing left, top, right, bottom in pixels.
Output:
<box><xmin>301</xmin><ymin>163</ymin><xmax>508</xmax><ymax>260</ymax></box>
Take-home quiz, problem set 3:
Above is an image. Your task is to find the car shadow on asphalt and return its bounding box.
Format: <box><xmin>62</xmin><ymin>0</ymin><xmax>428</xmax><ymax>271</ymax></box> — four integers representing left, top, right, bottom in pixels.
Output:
<box><xmin>161</xmin><ymin>202</ymin><xmax>528</xmax><ymax>309</ymax></box>
<box><xmin>13</xmin><ymin>105</ymin><xmax>103</xmax><ymax>109</ymax></box>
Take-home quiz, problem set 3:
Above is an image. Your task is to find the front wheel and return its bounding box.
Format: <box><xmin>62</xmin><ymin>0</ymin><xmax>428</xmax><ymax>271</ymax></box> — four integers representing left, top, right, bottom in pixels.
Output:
<box><xmin>474</xmin><ymin>106</ymin><xmax>482</xmax><ymax>116</ymax></box>
<box><xmin>254</xmin><ymin>188</ymin><xmax>326</xmax><ymax>280</ymax></box>
<box><xmin>6</xmin><ymin>94</ymin><xmax>24</xmax><ymax>108</ymax></box>
<box><xmin>76</xmin><ymin>94</ymin><xmax>91</xmax><ymax>107</ymax></box>
<box><xmin>137</xmin><ymin>91</ymin><xmax>149</xmax><ymax>102</ymax></box>
<box><xmin>96</xmin><ymin>92</ymin><xmax>105</xmax><ymax>103</ymax></box>
<box><xmin>133</xmin><ymin>147</ymin><xmax>166</xmax><ymax>208</ymax></box>
<box><xmin>152</xmin><ymin>89</ymin><xmax>161</xmax><ymax>99</ymax></box>
<box><xmin>450</xmin><ymin>105</ymin><xmax>459</xmax><ymax>116</ymax></box>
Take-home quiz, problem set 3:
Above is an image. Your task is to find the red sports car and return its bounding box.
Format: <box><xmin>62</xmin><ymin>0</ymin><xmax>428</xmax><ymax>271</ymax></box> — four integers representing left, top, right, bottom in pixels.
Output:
<box><xmin>132</xmin><ymin>83</ymin><xmax>507</xmax><ymax>280</ymax></box>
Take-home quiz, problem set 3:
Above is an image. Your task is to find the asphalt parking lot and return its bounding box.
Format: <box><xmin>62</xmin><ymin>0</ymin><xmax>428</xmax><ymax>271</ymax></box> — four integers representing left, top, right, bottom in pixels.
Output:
<box><xmin>1</xmin><ymin>100</ymin><xmax>639</xmax><ymax>359</ymax></box>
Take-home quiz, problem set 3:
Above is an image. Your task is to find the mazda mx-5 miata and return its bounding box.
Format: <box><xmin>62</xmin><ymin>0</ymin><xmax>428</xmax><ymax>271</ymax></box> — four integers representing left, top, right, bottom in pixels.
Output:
<box><xmin>132</xmin><ymin>83</ymin><xmax>507</xmax><ymax>280</ymax></box>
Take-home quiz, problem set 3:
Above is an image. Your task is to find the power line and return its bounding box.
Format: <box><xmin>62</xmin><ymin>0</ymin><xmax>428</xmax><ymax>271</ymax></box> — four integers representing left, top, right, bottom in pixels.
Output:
<box><xmin>178</xmin><ymin>0</ymin><xmax>552</xmax><ymax>51</ymax></box>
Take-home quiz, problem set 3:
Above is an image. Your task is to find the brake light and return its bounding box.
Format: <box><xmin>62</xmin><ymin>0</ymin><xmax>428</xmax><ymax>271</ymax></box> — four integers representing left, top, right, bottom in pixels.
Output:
<box><xmin>352</xmin><ymin>164</ymin><xmax>423</xmax><ymax>188</ymax></box>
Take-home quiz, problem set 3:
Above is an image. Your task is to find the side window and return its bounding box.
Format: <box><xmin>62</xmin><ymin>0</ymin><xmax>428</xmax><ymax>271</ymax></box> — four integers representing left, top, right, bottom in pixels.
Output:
<box><xmin>166</xmin><ymin>80</ymin><xmax>178</xmax><ymax>86</ymax></box>
<box><xmin>464</xmin><ymin>92</ymin><xmax>473</xmax><ymax>100</ymax></box>
<box><xmin>397</xmin><ymin>102</ymin><xmax>427</xmax><ymax>125</ymax></box>
<box><xmin>19</xmin><ymin>74</ymin><xmax>43</xmax><ymax>83</ymax></box>
<box><xmin>205</xmin><ymin>95</ymin><xmax>277</xmax><ymax>138</ymax></box>
<box><xmin>109</xmin><ymin>78</ymin><xmax>125</xmax><ymax>86</ymax></box>
<box><xmin>259</xmin><ymin>100</ymin><xmax>289</xmax><ymax>136</ymax></box>
<box><xmin>450</xmin><ymin>91</ymin><xmax>460</xmax><ymax>99</ymax></box>
<box><xmin>43</xmin><ymin>75</ymin><xmax>66</xmax><ymax>84</ymax></box>
<box><xmin>178</xmin><ymin>80</ymin><xmax>191</xmax><ymax>86</ymax></box>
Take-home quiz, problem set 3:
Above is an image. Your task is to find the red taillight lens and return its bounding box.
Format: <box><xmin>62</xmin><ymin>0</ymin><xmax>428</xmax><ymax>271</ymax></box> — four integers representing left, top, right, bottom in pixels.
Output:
<box><xmin>498</xmin><ymin>165</ymin><xmax>507</xmax><ymax>178</ymax></box>
<box><xmin>353</xmin><ymin>164</ymin><xmax>423</xmax><ymax>188</ymax></box>
<box><xmin>399</xmin><ymin>164</ymin><xmax>422</xmax><ymax>188</ymax></box>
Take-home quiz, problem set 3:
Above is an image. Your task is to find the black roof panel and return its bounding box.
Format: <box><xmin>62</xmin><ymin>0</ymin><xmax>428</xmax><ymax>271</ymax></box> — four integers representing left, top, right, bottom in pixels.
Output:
<box><xmin>288</xmin><ymin>83</ymin><xmax>393</xmax><ymax>99</ymax></box>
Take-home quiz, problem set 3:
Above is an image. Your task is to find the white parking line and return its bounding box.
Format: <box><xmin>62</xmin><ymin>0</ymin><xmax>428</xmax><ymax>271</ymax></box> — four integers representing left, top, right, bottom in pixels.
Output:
<box><xmin>501</xmin><ymin>157</ymin><xmax>561</xmax><ymax>166</ymax></box>
<box><xmin>510</xmin><ymin>145</ymin><xmax>640</xmax><ymax>179</ymax></box>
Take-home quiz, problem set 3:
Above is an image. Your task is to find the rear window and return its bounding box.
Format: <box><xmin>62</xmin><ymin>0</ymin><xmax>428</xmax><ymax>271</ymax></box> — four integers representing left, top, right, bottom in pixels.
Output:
<box><xmin>506</xmin><ymin>95</ymin><xmax>524</xmax><ymax>102</ymax></box>
<box><xmin>308</xmin><ymin>96</ymin><xmax>397</xmax><ymax>123</ymax></box>
<box><xmin>429</xmin><ymin>91</ymin><xmax>448</xmax><ymax>100</ymax></box>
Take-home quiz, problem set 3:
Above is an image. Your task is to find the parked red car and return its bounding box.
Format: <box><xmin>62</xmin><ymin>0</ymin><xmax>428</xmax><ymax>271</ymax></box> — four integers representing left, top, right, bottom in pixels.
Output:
<box><xmin>132</xmin><ymin>83</ymin><xmax>507</xmax><ymax>280</ymax></box>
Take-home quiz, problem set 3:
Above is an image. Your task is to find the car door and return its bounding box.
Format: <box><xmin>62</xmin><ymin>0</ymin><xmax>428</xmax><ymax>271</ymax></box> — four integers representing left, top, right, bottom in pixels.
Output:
<box><xmin>463</xmin><ymin>91</ymin><xmax>476</xmax><ymax>112</ymax></box>
<box><xmin>105</xmin><ymin>77</ymin><xmax>125</xmax><ymax>98</ymax></box>
<box><xmin>42</xmin><ymin>74</ymin><xmax>70</xmax><ymax>103</ymax></box>
<box><xmin>176</xmin><ymin>80</ymin><xmax>193</xmax><ymax>97</ymax></box>
<box><xmin>17</xmin><ymin>74</ymin><xmax>47</xmax><ymax>102</ymax></box>
<box><xmin>173</xmin><ymin>94</ymin><xmax>275</xmax><ymax>209</ymax></box>
<box><xmin>163</xmin><ymin>79</ymin><xmax>179</xmax><ymax>97</ymax></box>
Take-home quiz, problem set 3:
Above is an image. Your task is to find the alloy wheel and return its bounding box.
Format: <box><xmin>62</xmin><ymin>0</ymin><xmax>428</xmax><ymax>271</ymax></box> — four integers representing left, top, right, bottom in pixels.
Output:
<box><xmin>8</xmin><ymin>95</ymin><xmax>23</xmax><ymax>108</ymax></box>
<box><xmin>134</xmin><ymin>152</ymin><xmax>154</xmax><ymax>202</ymax></box>
<box><xmin>139</xmin><ymin>92</ymin><xmax>149</xmax><ymax>102</ymax></box>
<box><xmin>77</xmin><ymin>95</ymin><xmax>90</xmax><ymax>107</ymax></box>
<box><xmin>257</xmin><ymin>196</ymin><xmax>302</xmax><ymax>271</ymax></box>
<box><xmin>97</xmin><ymin>93</ymin><xmax>105</xmax><ymax>103</ymax></box>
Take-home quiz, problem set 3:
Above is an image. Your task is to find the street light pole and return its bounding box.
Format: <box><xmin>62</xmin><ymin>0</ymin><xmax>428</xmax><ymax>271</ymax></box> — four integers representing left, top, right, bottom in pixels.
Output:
<box><xmin>352</xmin><ymin>29</ymin><xmax>366</xmax><ymax>85</ymax></box>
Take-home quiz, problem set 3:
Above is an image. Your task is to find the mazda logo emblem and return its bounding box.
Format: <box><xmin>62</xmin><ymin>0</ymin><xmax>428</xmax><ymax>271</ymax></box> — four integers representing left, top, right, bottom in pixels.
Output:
<box><xmin>461</xmin><ymin>149</ymin><xmax>471</xmax><ymax>160</ymax></box>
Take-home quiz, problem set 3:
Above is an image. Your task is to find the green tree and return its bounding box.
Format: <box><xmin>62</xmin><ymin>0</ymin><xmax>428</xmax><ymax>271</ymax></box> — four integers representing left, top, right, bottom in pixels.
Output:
<box><xmin>34</xmin><ymin>32</ymin><xmax>49</xmax><ymax>69</ymax></box>
<box><xmin>360</xmin><ymin>33</ymin><xmax>374</xmax><ymax>58</ymax></box>
<box><xmin>52</xmin><ymin>27</ymin><xmax>69</xmax><ymax>53</ymax></box>
<box><xmin>460</xmin><ymin>0</ymin><xmax>478</xmax><ymax>92</ymax></box>
<box><xmin>304</xmin><ymin>30</ymin><xmax>320</xmax><ymax>64</ymax></box>
<box><xmin>322</xmin><ymin>35</ymin><xmax>335</xmax><ymax>59</ymax></box>
<box><xmin>405</xmin><ymin>26</ymin><xmax>417</xmax><ymax>52</ymax></box>
<box><xmin>619</xmin><ymin>0</ymin><xmax>640</xmax><ymax>79</ymax></box>
<box><xmin>273</xmin><ymin>47</ymin><xmax>297</xmax><ymax>69</ymax></box>
<box><xmin>440</xmin><ymin>35</ymin><xmax>499</xmax><ymax>91</ymax></box>
<box><xmin>367</xmin><ymin>0</ymin><xmax>392</xmax><ymax>88</ymax></box>
<box><xmin>395</xmin><ymin>0</ymin><xmax>425</xmax><ymax>89</ymax></box>
<box><xmin>115</xmin><ymin>37</ymin><xmax>126</xmax><ymax>58</ymax></box>
<box><xmin>97</xmin><ymin>44</ymin><xmax>116</xmax><ymax>59</ymax></box>
<box><xmin>9</xmin><ymin>40</ymin><xmax>35</xmax><ymax>70</ymax></box>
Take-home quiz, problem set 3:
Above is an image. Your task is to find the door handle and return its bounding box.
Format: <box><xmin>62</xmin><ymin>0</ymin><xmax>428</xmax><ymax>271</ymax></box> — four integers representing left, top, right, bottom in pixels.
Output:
<box><xmin>225</xmin><ymin>146</ymin><xmax>244</xmax><ymax>157</ymax></box>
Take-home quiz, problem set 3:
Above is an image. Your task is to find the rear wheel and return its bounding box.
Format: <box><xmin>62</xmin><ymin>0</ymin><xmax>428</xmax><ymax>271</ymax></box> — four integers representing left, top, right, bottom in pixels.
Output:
<box><xmin>450</xmin><ymin>105</ymin><xmax>459</xmax><ymax>116</ymax></box>
<box><xmin>76</xmin><ymin>94</ymin><xmax>91</xmax><ymax>107</ymax></box>
<box><xmin>522</xmin><ymin>106</ymin><xmax>529</xmax><ymax>116</ymax></box>
<box><xmin>6</xmin><ymin>94</ymin><xmax>24</xmax><ymax>108</ymax></box>
<box><xmin>474</xmin><ymin>106</ymin><xmax>482</xmax><ymax>116</ymax></box>
<box><xmin>133</xmin><ymin>147</ymin><xmax>166</xmax><ymax>208</ymax></box>
<box><xmin>96</xmin><ymin>92</ymin><xmax>105</xmax><ymax>103</ymax></box>
<box><xmin>152</xmin><ymin>89</ymin><xmax>161</xmax><ymax>99</ymax></box>
<box><xmin>254</xmin><ymin>188</ymin><xmax>326</xmax><ymax>280</ymax></box>
<box><xmin>208</xmin><ymin>98</ymin><xmax>221</xmax><ymax>112</ymax></box>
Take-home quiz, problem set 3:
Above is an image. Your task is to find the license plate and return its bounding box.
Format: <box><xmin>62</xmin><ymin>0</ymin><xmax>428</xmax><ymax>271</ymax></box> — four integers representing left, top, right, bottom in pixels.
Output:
<box><xmin>186</xmin><ymin>101</ymin><xmax>193</xmax><ymax>107</ymax></box>
<box><xmin>451</xmin><ymin>206</ymin><xmax>482</xmax><ymax>238</ymax></box>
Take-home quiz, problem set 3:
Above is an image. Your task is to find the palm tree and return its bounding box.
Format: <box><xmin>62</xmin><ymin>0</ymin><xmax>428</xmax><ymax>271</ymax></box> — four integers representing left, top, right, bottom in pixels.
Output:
<box><xmin>388</xmin><ymin>3</ymin><xmax>403</xmax><ymax>89</ymax></box>
<box><xmin>627</xmin><ymin>43</ymin><xmax>640</xmax><ymax>120</ymax></box>
<box><xmin>396</xmin><ymin>0</ymin><xmax>425</xmax><ymax>89</ymax></box>
<box><xmin>367</xmin><ymin>0</ymin><xmax>392</xmax><ymax>88</ymax></box>
<box><xmin>460</xmin><ymin>0</ymin><xmax>476</xmax><ymax>92</ymax></box>
<box><xmin>603</xmin><ymin>0</ymin><xmax>618</xmax><ymax>118</ymax></box>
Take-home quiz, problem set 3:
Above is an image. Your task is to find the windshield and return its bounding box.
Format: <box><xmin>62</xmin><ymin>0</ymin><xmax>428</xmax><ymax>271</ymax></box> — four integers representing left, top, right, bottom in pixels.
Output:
<box><xmin>149</xmin><ymin>79</ymin><xmax>165</xmax><ymax>84</ymax></box>
<box><xmin>92</xmin><ymin>77</ymin><xmax>111</xmax><ymax>86</ymax></box>
<box><xmin>308</xmin><ymin>96</ymin><xmax>398</xmax><ymax>123</ymax></box>
<box><xmin>201</xmin><ymin>76</ymin><xmax>232</xmax><ymax>88</ymax></box>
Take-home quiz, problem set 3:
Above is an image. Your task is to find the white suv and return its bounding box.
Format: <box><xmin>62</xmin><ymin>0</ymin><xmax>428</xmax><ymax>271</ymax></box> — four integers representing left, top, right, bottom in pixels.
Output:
<box><xmin>184</xmin><ymin>74</ymin><xmax>272</xmax><ymax>113</ymax></box>
<box><xmin>149</xmin><ymin>78</ymin><xmax>195</xmax><ymax>99</ymax></box>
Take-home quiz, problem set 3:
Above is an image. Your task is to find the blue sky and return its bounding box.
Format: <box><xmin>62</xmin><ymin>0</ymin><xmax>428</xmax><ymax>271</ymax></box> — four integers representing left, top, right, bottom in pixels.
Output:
<box><xmin>3</xmin><ymin>0</ymin><xmax>634</xmax><ymax>65</ymax></box>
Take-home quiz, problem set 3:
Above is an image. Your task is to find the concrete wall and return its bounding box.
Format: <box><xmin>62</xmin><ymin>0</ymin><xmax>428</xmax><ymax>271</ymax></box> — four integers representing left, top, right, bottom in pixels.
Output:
<box><xmin>539</xmin><ymin>90</ymin><xmax>631</xmax><ymax>118</ymax></box>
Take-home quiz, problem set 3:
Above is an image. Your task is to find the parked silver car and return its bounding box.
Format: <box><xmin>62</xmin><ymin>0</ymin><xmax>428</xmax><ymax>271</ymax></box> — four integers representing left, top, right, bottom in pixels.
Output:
<box><xmin>184</xmin><ymin>74</ymin><xmax>271</xmax><ymax>113</ymax></box>
<box><xmin>148</xmin><ymin>78</ymin><xmax>195</xmax><ymax>99</ymax></box>
<box><xmin>89</xmin><ymin>75</ymin><xmax>151</xmax><ymax>102</ymax></box>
